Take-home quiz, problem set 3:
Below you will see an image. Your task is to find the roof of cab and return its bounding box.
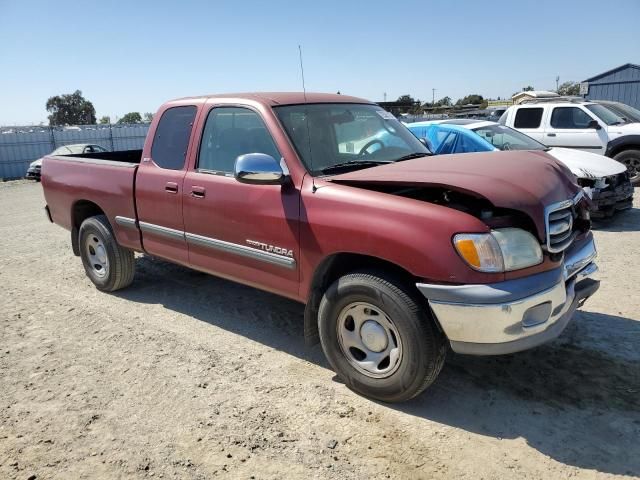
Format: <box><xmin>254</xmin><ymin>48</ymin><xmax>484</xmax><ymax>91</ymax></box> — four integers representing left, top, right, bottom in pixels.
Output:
<box><xmin>167</xmin><ymin>92</ymin><xmax>373</xmax><ymax>106</ymax></box>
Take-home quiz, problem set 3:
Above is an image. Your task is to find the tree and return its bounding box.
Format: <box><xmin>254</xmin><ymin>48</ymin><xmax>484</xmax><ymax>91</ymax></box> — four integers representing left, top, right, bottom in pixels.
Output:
<box><xmin>557</xmin><ymin>81</ymin><xmax>580</xmax><ymax>96</ymax></box>
<box><xmin>99</xmin><ymin>116</ymin><xmax>111</xmax><ymax>124</ymax></box>
<box><xmin>397</xmin><ymin>94</ymin><xmax>417</xmax><ymax>103</ymax></box>
<box><xmin>143</xmin><ymin>112</ymin><xmax>154</xmax><ymax>123</ymax></box>
<box><xmin>522</xmin><ymin>85</ymin><xmax>535</xmax><ymax>92</ymax></box>
<box><xmin>118</xmin><ymin>112</ymin><xmax>142</xmax><ymax>124</ymax></box>
<box><xmin>435</xmin><ymin>96</ymin><xmax>452</xmax><ymax>107</ymax></box>
<box><xmin>456</xmin><ymin>94</ymin><xmax>484</xmax><ymax>106</ymax></box>
<box><xmin>46</xmin><ymin>90</ymin><xmax>96</xmax><ymax>126</ymax></box>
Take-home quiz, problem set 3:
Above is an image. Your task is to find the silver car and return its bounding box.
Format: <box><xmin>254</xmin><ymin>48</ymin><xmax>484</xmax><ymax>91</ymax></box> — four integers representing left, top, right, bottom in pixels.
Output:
<box><xmin>26</xmin><ymin>144</ymin><xmax>109</xmax><ymax>181</ymax></box>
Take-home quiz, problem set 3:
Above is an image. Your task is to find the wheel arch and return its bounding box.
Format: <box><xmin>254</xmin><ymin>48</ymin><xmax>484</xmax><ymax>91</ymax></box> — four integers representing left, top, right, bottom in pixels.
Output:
<box><xmin>70</xmin><ymin>200</ymin><xmax>107</xmax><ymax>256</ymax></box>
<box><xmin>605</xmin><ymin>135</ymin><xmax>640</xmax><ymax>157</ymax></box>
<box><xmin>303</xmin><ymin>252</ymin><xmax>422</xmax><ymax>346</ymax></box>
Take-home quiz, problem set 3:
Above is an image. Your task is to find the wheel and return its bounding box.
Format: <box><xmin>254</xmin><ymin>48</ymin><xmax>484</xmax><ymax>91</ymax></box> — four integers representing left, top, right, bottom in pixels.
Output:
<box><xmin>79</xmin><ymin>215</ymin><xmax>135</xmax><ymax>292</ymax></box>
<box><xmin>614</xmin><ymin>149</ymin><xmax>640</xmax><ymax>186</ymax></box>
<box><xmin>318</xmin><ymin>270</ymin><xmax>446</xmax><ymax>403</ymax></box>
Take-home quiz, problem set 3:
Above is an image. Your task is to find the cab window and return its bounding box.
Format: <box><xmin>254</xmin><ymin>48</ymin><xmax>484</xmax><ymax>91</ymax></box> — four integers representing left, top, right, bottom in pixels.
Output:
<box><xmin>550</xmin><ymin>107</ymin><xmax>593</xmax><ymax>129</ymax></box>
<box><xmin>514</xmin><ymin>108</ymin><xmax>543</xmax><ymax>129</ymax></box>
<box><xmin>151</xmin><ymin>106</ymin><xmax>197</xmax><ymax>170</ymax></box>
<box><xmin>198</xmin><ymin>107</ymin><xmax>280</xmax><ymax>174</ymax></box>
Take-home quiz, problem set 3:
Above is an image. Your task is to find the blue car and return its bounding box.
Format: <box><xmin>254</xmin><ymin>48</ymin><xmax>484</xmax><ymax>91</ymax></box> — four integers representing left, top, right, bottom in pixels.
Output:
<box><xmin>406</xmin><ymin>122</ymin><xmax>496</xmax><ymax>155</ymax></box>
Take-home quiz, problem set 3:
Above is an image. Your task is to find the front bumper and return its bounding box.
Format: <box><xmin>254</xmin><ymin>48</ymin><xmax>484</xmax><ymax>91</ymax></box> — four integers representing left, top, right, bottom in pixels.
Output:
<box><xmin>26</xmin><ymin>168</ymin><xmax>41</xmax><ymax>179</ymax></box>
<box><xmin>588</xmin><ymin>178</ymin><xmax>634</xmax><ymax>218</ymax></box>
<box><xmin>417</xmin><ymin>235</ymin><xmax>599</xmax><ymax>355</ymax></box>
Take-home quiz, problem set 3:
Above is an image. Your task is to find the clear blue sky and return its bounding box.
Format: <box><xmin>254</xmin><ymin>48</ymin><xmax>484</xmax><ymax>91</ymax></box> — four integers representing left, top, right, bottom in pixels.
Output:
<box><xmin>1</xmin><ymin>0</ymin><xmax>638</xmax><ymax>125</ymax></box>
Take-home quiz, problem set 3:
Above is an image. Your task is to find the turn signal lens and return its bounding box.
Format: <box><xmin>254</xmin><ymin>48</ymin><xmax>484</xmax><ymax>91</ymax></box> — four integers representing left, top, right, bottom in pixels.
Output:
<box><xmin>453</xmin><ymin>228</ymin><xmax>544</xmax><ymax>273</ymax></box>
<box><xmin>453</xmin><ymin>233</ymin><xmax>504</xmax><ymax>272</ymax></box>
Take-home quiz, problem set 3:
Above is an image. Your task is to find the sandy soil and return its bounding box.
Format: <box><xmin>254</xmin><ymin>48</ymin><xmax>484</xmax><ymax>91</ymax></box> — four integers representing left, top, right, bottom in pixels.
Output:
<box><xmin>0</xmin><ymin>180</ymin><xmax>639</xmax><ymax>480</ymax></box>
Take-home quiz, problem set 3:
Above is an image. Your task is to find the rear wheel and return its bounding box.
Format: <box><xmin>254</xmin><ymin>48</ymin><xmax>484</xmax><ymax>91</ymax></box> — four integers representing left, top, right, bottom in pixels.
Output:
<box><xmin>79</xmin><ymin>215</ymin><xmax>135</xmax><ymax>292</ymax></box>
<box><xmin>318</xmin><ymin>270</ymin><xmax>446</xmax><ymax>403</ymax></box>
<box><xmin>614</xmin><ymin>149</ymin><xmax>640</xmax><ymax>185</ymax></box>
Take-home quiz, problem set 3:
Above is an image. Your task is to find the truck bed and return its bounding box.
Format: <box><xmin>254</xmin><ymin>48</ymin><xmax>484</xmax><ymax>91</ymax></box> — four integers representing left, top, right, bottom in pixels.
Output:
<box><xmin>41</xmin><ymin>150</ymin><xmax>143</xmax><ymax>252</ymax></box>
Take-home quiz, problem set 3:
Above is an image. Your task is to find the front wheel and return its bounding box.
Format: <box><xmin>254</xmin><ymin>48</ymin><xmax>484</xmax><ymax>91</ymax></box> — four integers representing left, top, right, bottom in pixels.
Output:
<box><xmin>318</xmin><ymin>271</ymin><xmax>446</xmax><ymax>403</ymax></box>
<box><xmin>79</xmin><ymin>215</ymin><xmax>135</xmax><ymax>292</ymax></box>
<box><xmin>614</xmin><ymin>149</ymin><xmax>640</xmax><ymax>186</ymax></box>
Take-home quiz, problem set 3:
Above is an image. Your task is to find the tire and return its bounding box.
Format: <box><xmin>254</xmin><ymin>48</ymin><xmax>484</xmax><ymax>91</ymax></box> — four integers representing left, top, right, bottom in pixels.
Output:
<box><xmin>613</xmin><ymin>149</ymin><xmax>640</xmax><ymax>186</ymax></box>
<box><xmin>78</xmin><ymin>215</ymin><xmax>135</xmax><ymax>292</ymax></box>
<box><xmin>318</xmin><ymin>270</ymin><xmax>446</xmax><ymax>403</ymax></box>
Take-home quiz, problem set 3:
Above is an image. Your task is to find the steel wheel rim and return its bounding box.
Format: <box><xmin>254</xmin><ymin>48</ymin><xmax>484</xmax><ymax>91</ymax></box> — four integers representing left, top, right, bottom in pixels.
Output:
<box><xmin>336</xmin><ymin>302</ymin><xmax>403</xmax><ymax>379</ymax></box>
<box><xmin>623</xmin><ymin>156</ymin><xmax>640</xmax><ymax>182</ymax></box>
<box><xmin>85</xmin><ymin>233</ymin><xmax>108</xmax><ymax>278</ymax></box>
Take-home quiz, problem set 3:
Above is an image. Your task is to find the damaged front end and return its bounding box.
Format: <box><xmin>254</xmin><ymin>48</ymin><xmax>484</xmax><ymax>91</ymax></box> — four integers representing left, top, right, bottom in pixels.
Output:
<box><xmin>578</xmin><ymin>171</ymin><xmax>634</xmax><ymax>219</ymax></box>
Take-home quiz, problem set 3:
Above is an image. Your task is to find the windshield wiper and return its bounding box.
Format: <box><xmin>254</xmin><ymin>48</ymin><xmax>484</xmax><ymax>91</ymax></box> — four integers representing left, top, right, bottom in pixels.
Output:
<box><xmin>394</xmin><ymin>152</ymin><xmax>430</xmax><ymax>162</ymax></box>
<box><xmin>320</xmin><ymin>160</ymin><xmax>391</xmax><ymax>174</ymax></box>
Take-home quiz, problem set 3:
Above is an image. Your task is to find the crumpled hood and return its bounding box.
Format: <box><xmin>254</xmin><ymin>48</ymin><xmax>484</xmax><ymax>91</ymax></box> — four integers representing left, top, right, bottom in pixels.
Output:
<box><xmin>547</xmin><ymin>147</ymin><xmax>626</xmax><ymax>178</ymax></box>
<box><xmin>327</xmin><ymin>150</ymin><xmax>582</xmax><ymax>238</ymax></box>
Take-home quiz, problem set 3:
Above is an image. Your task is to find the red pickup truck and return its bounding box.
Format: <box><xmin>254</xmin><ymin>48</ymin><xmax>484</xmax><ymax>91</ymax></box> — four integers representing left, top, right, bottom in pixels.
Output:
<box><xmin>42</xmin><ymin>93</ymin><xmax>600</xmax><ymax>402</ymax></box>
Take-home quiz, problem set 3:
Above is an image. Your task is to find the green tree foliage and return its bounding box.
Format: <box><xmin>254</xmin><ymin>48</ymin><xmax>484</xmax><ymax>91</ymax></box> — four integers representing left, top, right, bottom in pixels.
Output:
<box><xmin>557</xmin><ymin>81</ymin><xmax>580</xmax><ymax>96</ymax></box>
<box><xmin>456</xmin><ymin>94</ymin><xmax>484</xmax><ymax>105</ymax></box>
<box><xmin>98</xmin><ymin>116</ymin><xmax>111</xmax><ymax>124</ymax></box>
<box><xmin>118</xmin><ymin>112</ymin><xmax>142</xmax><ymax>124</ymax></box>
<box><xmin>397</xmin><ymin>94</ymin><xmax>417</xmax><ymax>103</ymax></box>
<box><xmin>46</xmin><ymin>90</ymin><xmax>96</xmax><ymax>126</ymax></box>
<box><xmin>143</xmin><ymin>112</ymin><xmax>154</xmax><ymax>122</ymax></box>
<box><xmin>523</xmin><ymin>85</ymin><xmax>535</xmax><ymax>91</ymax></box>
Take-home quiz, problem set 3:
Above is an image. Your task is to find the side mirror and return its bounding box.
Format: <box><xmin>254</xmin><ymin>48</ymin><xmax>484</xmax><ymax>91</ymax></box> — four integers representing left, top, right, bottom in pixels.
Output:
<box><xmin>234</xmin><ymin>153</ymin><xmax>286</xmax><ymax>185</ymax></box>
<box><xmin>588</xmin><ymin>119</ymin><xmax>602</xmax><ymax>130</ymax></box>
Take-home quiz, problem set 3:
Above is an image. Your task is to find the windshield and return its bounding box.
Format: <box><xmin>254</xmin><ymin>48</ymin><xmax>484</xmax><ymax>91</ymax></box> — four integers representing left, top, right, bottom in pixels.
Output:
<box><xmin>585</xmin><ymin>104</ymin><xmax>626</xmax><ymax>125</ymax></box>
<box><xmin>598</xmin><ymin>102</ymin><xmax>640</xmax><ymax>123</ymax></box>
<box><xmin>472</xmin><ymin>124</ymin><xmax>547</xmax><ymax>151</ymax></box>
<box><xmin>274</xmin><ymin>103</ymin><xmax>430</xmax><ymax>175</ymax></box>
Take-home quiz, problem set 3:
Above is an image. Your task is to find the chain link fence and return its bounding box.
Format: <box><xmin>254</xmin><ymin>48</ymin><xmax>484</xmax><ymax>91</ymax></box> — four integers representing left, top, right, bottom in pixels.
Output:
<box><xmin>0</xmin><ymin>123</ymin><xmax>151</xmax><ymax>179</ymax></box>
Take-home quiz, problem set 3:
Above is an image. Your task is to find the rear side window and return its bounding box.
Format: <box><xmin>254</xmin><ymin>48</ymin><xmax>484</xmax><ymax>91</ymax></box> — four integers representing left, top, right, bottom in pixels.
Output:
<box><xmin>198</xmin><ymin>107</ymin><xmax>280</xmax><ymax>174</ymax></box>
<box><xmin>514</xmin><ymin>108</ymin><xmax>543</xmax><ymax>128</ymax></box>
<box><xmin>550</xmin><ymin>107</ymin><xmax>593</xmax><ymax>129</ymax></box>
<box><xmin>151</xmin><ymin>106</ymin><xmax>197</xmax><ymax>170</ymax></box>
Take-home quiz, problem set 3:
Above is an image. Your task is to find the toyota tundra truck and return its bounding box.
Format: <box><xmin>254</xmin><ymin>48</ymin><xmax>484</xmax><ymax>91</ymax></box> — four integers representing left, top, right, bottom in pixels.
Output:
<box><xmin>41</xmin><ymin>93</ymin><xmax>600</xmax><ymax>402</ymax></box>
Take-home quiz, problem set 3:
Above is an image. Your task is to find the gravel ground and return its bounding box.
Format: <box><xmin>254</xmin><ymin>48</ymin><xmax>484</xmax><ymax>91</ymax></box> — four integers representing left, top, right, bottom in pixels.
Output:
<box><xmin>1</xmin><ymin>180</ymin><xmax>639</xmax><ymax>480</ymax></box>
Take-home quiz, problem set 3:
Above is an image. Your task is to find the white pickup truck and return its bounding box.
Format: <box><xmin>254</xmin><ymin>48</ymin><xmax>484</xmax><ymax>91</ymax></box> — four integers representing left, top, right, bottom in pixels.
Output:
<box><xmin>500</xmin><ymin>98</ymin><xmax>640</xmax><ymax>185</ymax></box>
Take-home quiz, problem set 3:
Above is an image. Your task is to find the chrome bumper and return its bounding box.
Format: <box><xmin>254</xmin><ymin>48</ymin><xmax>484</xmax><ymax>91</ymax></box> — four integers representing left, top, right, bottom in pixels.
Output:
<box><xmin>417</xmin><ymin>235</ymin><xmax>599</xmax><ymax>355</ymax></box>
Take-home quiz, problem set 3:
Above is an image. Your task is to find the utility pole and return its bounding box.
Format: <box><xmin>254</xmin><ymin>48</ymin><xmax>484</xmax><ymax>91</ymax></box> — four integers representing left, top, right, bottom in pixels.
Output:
<box><xmin>383</xmin><ymin>92</ymin><xmax>387</xmax><ymax>102</ymax></box>
<box><xmin>432</xmin><ymin>88</ymin><xmax>436</xmax><ymax>105</ymax></box>
<box><xmin>556</xmin><ymin>75</ymin><xmax>560</xmax><ymax>92</ymax></box>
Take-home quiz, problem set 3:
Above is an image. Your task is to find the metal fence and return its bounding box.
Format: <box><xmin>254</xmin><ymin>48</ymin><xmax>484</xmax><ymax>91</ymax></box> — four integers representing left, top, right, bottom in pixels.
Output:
<box><xmin>0</xmin><ymin>123</ymin><xmax>150</xmax><ymax>179</ymax></box>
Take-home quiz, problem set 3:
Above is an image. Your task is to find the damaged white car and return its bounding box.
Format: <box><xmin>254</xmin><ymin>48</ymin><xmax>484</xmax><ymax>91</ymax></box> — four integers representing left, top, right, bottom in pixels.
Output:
<box><xmin>407</xmin><ymin>120</ymin><xmax>634</xmax><ymax>218</ymax></box>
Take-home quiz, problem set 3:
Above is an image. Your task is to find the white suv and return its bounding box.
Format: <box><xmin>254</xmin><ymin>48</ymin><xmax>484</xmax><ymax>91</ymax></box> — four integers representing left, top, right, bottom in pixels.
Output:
<box><xmin>500</xmin><ymin>98</ymin><xmax>640</xmax><ymax>185</ymax></box>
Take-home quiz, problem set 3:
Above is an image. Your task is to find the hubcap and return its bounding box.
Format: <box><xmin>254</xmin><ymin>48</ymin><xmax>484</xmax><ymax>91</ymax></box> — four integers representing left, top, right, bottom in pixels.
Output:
<box><xmin>85</xmin><ymin>234</ymin><xmax>108</xmax><ymax>278</ymax></box>
<box><xmin>336</xmin><ymin>302</ymin><xmax>402</xmax><ymax>378</ymax></box>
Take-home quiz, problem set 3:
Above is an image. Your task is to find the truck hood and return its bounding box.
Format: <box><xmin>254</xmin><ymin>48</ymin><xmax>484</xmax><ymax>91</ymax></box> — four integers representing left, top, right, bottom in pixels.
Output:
<box><xmin>547</xmin><ymin>147</ymin><xmax>626</xmax><ymax>178</ymax></box>
<box><xmin>607</xmin><ymin>122</ymin><xmax>640</xmax><ymax>136</ymax></box>
<box><xmin>327</xmin><ymin>150</ymin><xmax>582</xmax><ymax>237</ymax></box>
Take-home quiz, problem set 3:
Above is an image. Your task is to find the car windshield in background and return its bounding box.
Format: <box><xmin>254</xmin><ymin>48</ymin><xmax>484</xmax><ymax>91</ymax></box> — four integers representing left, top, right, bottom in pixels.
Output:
<box><xmin>472</xmin><ymin>124</ymin><xmax>547</xmax><ymax>151</ymax></box>
<box><xmin>597</xmin><ymin>102</ymin><xmax>640</xmax><ymax>123</ymax></box>
<box><xmin>274</xmin><ymin>103</ymin><xmax>430</xmax><ymax>175</ymax></box>
<box><xmin>585</xmin><ymin>104</ymin><xmax>626</xmax><ymax>125</ymax></box>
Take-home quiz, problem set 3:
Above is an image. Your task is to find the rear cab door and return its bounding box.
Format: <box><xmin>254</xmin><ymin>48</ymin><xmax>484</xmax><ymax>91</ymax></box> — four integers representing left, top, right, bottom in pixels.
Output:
<box><xmin>181</xmin><ymin>98</ymin><xmax>301</xmax><ymax>300</ymax></box>
<box><xmin>135</xmin><ymin>102</ymin><xmax>202</xmax><ymax>265</ymax></box>
<box><xmin>510</xmin><ymin>106</ymin><xmax>547</xmax><ymax>143</ymax></box>
<box><xmin>542</xmin><ymin>105</ymin><xmax>608</xmax><ymax>154</ymax></box>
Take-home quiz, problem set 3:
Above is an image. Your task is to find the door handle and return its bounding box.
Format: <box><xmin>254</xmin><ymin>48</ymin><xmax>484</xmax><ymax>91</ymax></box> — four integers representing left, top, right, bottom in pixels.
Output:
<box><xmin>547</xmin><ymin>133</ymin><xmax>556</xmax><ymax>137</ymax></box>
<box><xmin>165</xmin><ymin>182</ymin><xmax>178</xmax><ymax>193</ymax></box>
<box><xmin>190</xmin><ymin>186</ymin><xmax>206</xmax><ymax>198</ymax></box>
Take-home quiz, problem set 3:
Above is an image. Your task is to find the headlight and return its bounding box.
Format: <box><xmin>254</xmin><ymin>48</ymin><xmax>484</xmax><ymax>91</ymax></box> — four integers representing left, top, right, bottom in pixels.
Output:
<box><xmin>453</xmin><ymin>228</ymin><xmax>543</xmax><ymax>272</ymax></box>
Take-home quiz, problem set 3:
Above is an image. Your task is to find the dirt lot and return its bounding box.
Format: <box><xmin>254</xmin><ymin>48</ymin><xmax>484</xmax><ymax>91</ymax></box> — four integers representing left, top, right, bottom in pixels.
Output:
<box><xmin>0</xmin><ymin>180</ymin><xmax>639</xmax><ymax>480</ymax></box>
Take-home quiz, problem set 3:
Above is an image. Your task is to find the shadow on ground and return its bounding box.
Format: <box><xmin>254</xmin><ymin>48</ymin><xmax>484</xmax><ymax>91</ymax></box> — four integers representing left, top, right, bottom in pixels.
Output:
<box><xmin>592</xmin><ymin>205</ymin><xmax>640</xmax><ymax>232</ymax></box>
<box><xmin>115</xmin><ymin>256</ymin><xmax>640</xmax><ymax>476</ymax></box>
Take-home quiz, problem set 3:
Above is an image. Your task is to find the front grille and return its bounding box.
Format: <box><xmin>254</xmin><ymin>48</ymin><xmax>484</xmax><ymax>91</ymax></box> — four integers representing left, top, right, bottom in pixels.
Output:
<box><xmin>545</xmin><ymin>192</ymin><xmax>583</xmax><ymax>253</ymax></box>
<box><xmin>605</xmin><ymin>171</ymin><xmax>629</xmax><ymax>190</ymax></box>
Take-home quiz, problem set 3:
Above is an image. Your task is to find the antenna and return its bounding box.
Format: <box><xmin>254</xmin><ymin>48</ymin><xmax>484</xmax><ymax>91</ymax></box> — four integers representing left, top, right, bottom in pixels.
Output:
<box><xmin>298</xmin><ymin>45</ymin><xmax>316</xmax><ymax>192</ymax></box>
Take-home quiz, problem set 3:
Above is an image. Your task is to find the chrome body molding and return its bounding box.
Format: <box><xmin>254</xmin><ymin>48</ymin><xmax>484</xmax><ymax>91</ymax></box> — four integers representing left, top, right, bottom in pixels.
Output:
<box><xmin>417</xmin><ymin>233</ymin><xmax>599</xmax><ymax>355</ymax></box>
<box><xmin>185</xmin><ymin>232</ymin><xmax>296</xmax><ymax>269</ymax></box>
<box><xmin>138</xmin><ymin>221</ymin><xmax>185</xmax><ymax>241</ymax></box>
<box><xmin>114</xmin><ymin>216</ymin><xmax>138</xmax><ymax>229</ymax></box>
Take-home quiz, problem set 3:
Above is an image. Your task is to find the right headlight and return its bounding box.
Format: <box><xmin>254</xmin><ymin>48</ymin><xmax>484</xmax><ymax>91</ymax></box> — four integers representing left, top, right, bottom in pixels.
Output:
<box><xmin>453</xmin><ymin>227</ymin><xmax>543</xmax><ymax>272</ymax></box>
